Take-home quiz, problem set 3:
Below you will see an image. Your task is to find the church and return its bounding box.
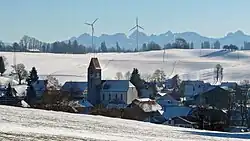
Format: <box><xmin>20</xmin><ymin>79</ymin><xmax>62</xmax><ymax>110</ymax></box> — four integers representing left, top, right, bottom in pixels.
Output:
<box><xmin>87</xmin><ymin>58</ymin><xmax>138</xmax><ymax>107</ymax></box>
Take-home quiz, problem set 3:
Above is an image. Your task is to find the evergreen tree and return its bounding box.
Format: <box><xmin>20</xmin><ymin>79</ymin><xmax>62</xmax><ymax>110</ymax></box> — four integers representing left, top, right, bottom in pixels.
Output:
<box><xmin>116</xmin><ymin>42</ymin><xmax>121</xmax><ymax>52</ymax></box>
<box><xmin>201</xmin><ymin>42</ymin><xmax>204</xmax><ymax>49</ymax></box>
<box><xmin>190</xmin><ymin>42</ymin><xmax>194</xmax><ymax>49</ymax></box>
<box><xmin>214</xmin><ymin>40</ymin><xmax>220</xmax><ymax>49</ymax></box>
<box><xmin>130</xmin><ymin>68</ymin><xmax>145</xmax><ymax>97</ymax></box>
<box><xmin>101</xmin><ymin>41</ymin><xmax>108</xmax><ymax>52</ymax></box>
<box><xmin>25</xmin><ymin>85</ymin><xmax>36</xmax><ymax>105</ymax></box>
<box><xmin>142</xmin><ymin>43</ymin><xmax>147</xmax><ymax>51</ymax></box>
<box><xmin>0</xmin><ymin>56</ymin><xmax>6</xmax><ymax>76</ymax></box>
<box><xmin>27</xmin><ymin>67</ymin><xmax>39</xmax><ymax>85</ymax></box>
<box><xmin>5</xmin><ymin>83</ymin><xmax>13</xmax><ymax>97</ymax></box>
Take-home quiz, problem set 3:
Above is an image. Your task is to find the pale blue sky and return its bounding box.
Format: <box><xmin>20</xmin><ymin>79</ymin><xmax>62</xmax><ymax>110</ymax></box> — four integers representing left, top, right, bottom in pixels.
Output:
<box><xmin>0</xmin><ymin>0</ymin><xmax>250</xmax><ymax>42</ymax></box>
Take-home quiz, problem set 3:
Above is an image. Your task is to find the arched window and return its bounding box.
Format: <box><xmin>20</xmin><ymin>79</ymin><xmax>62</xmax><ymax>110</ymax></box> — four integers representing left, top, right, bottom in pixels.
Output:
<box><xmin>120</xmin><ymin>94</ymin><xmax>123</xmax><ymax>100</ymax></box>
<box><xmin>115</xmin><ymin>94</ymin><xmax>118</xmax><ymax>99</ymax></box>
<box><xmin>109</xmin><ymin>94</ymin><xmax>111</xmax><ymax>100</ymax></box>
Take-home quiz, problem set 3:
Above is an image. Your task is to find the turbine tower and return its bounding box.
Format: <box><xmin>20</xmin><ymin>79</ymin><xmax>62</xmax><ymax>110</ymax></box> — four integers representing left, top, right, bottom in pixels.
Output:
<box><xmin>129</xmin><ymin>17</ymin><xmax>144</xmax><ymax>51</ymax></box>
<box><xmin>85</xmin><ymin>18</ymin><xmax>98</xmax><ymax>56</ymax></box>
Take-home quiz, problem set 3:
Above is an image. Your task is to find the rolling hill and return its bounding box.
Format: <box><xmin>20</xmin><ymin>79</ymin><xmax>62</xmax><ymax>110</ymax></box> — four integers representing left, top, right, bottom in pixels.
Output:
<box><xmin>0</xmin><ymin>105</ymin><xmax>249</xmax><ymax>140</ymax></box>
<box><xmin>1</xmin><ymin>49</ymin><xmax>250</xmax><ymax>85</ymax></box>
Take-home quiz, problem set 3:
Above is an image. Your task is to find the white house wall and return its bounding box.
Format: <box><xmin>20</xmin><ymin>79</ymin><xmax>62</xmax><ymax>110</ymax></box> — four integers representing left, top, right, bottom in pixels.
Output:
<box><xmin>127</xmin><ymin>87</ymin><xmax>138</xmax><ymax>104</ymax></box>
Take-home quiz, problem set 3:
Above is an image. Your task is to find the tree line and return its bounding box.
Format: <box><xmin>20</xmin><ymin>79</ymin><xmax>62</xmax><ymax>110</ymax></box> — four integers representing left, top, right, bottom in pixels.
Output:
<box><xmin>1</xmin><ymin>35</ymin><xmax>248</xmax><ymax>54</ymax></box>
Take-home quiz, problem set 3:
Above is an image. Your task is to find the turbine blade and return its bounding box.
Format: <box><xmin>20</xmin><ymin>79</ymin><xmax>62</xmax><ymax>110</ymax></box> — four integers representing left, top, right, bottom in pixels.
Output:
<box><xmin>129</xmin><ymin>26</ymin><xmax>137</xmax><ymax>31</ymax></box>
<box><xmin>138</xmin><ymin>25</ymin><xmax>144</xmax><ymax>30</ymax></box>
<box><xmin>92</xmin><ymin>18</ymin><xmax>98</xmax><ymax>24</ymax></box>
<box><xmin>85</xmin><ymin>23</ymin><xmax>91</xmax><ymax>26</ymax></box>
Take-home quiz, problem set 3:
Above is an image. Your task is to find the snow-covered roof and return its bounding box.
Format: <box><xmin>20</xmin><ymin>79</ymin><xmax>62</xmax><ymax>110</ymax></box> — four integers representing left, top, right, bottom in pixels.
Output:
<box><xmin>101</xmin><ymin>80</ymin><xmax>135</xmax><ymax>92</ymax></box>
<box><xmin>133</xmin><ymin>98</ymin><xmax>162</xmax><ymax>112</ymax></box>
<box><xmin>69</xmin><ymin>99</ymin><xmax>93</xmax><ymax>108</ymax></box>
<box><xmin>0</xmin><ymin>76</ymin><xmax>18</xmax><ymax>86</ymax></box>
<box><xmin>161</xmin><ymin>106</ymin><xmax>192</xmax><ymax>120</ymax></box>
<box><xmin>12</xmin><ymin>85</ymin><xmax>28</xmax><ymax>97</ymax></box>
<box><xmin>157</xmin><ymin>92</ymin><xmax>167</xmax><ymax>97</ymax></box>
<box><xmin>135</xmin><ymin>98</ymin><xmax>152</xmax><ymax>102</ymax></box>
<box><xmin>21</xmin><ymin>100</ymin><xmax>30</xmax><ymax>108</ymax></box>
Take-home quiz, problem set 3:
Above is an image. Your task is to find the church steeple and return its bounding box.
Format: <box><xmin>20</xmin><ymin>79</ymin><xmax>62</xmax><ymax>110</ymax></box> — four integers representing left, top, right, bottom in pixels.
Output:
<box><xmin>87</xmin><ymin>58</ymin><xmax>102</xmax><ymax>105</ymax></box>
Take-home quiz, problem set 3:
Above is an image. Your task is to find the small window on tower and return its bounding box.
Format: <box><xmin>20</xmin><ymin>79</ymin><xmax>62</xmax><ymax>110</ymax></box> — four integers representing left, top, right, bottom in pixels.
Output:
<box><xmin>109</xmin><ymin>94</ymin><xmax>111</xmax><ymax>101</ymax></box>
<box><xmin>103</xmin><ymin>94</ymin><xmax>105</xmax><ymax>100</ymax></box>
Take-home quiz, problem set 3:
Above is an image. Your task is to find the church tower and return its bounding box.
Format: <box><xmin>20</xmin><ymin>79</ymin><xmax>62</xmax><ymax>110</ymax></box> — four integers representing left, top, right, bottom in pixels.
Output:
<box><xmin>87</xmin><ymin>58</ymin><xmax>102</xmax><ymax>106</ymax></box>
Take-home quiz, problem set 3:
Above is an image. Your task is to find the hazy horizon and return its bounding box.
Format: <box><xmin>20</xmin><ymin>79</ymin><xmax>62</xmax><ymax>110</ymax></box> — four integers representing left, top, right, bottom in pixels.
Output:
<box><xmin>1</xmin><ymin>0</ymin><xmax>250</xmax><ymax>42</ymax></box>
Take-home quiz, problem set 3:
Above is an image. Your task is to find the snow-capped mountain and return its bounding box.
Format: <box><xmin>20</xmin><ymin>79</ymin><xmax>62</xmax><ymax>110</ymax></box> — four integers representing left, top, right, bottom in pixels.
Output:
<box><xmin>67</xmin><ymin>30</ymin><xmax>250</xmax><ymax>49</ymax></box>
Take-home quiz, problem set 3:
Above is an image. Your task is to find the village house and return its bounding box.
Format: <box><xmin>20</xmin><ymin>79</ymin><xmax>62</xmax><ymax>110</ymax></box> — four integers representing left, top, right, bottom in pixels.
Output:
<box><xmin>194</xmin><ymin>86</ymin><xmax>230</xmax><ymax>109</ymax></box>
<box><xmin>156</xmin><ymin>92</ymin><xmax>180</xmax><ymax>110</ymax></box>
<box><xmin>160</xmin><ymin>105</ymin><xmax>192</xmax><ymax>121</ymax></box>
<box><xmin>31</xmin><ymin>79</ymin><xmax>48</xmax><ymax>99</ymax></box>
<box><xmin>101</xmin><ymin>80</ymin><xmax>137</xmax><ymax>108</ymax></box>
<box><xmin>182</xmin><ymin>80</ymin><xmax>213</xmax><ymax>101</ymax></box>
<box><xmin>61</xmin><ymin>81</ymin><xmax>88</xmax><ymax>99</ymax></box>
<box><xmin>123</xmin><ymin>98</ymin><xmax>165</xmax><ymax>123</ymax></box>
<box><xmin>68</xmin><ymin>99</ymin><xmax>93</xmax><ymax>114</ymax></box>
<box><xmin>87</xmin><ymin>58</ymin><xmax>138</xmax><ymax>107</ymax></box>
<box><xmin>139</xmin><ymin>82</ymin><xmax>156</xmax><ymax>98</ymax></box>
<box><xmin>164</xmin><ymin>75</ymin><xmax>179</xmax><ymax>89</ymax></box>
<box><xmin>220</xmin><ymin>82</ymin><xmax>238</xmax><ymax>89</ymax></box>
<box><xmin>12</xmin><ymin>85</ymin><xmax>28</xmax><ymax>100</ymax></box>
<box><xmin>163</xmin><ymin>116</ymin><xmax>198</xmax><ymax>128</ymax></box>
<box><xmin>0</xmin><ymin>85</ymin><xmax>20</xmax><ymax>106</ymax></box>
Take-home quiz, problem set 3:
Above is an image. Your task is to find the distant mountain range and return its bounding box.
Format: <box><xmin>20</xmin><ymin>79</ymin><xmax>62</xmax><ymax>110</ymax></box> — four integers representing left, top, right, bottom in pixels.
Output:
<box><xmin>68</xmin><ymin>30</ymin><xmax>250</xmax><ymax>49</ymax></box>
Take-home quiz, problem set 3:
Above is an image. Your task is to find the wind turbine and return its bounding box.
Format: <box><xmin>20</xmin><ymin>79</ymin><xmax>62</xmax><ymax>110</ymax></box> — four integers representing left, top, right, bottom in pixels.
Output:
<box><xmin>85</xmin><ymin>18</ymin><xmax>98</xmax><ymax>56</ymax></box>
<box><xmin>129</xmin><ymin>17</ymin><xmax>144</xmax><ymax>51</ymax></box>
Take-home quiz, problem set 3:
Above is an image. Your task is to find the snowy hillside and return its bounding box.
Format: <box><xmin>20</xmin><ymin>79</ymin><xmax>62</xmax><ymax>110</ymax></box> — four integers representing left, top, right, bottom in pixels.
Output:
<box><xmin>1</xmin><ymin>49</ymin><xmax>250</xmax><ymax>84</ymax></box>
<box><xmin>0</xmin><ymin>105</ymin><xmax>249</xmax><ymax>141</ymax></box>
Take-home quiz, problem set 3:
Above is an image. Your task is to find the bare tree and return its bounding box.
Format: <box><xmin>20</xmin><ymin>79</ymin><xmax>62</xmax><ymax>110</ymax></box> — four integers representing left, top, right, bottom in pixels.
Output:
<box><xmin>47</xmin><ymin>75</ymin><xmax>61</xmax><ymax>90</ymax></box>
<box><xmin>124</xmin><ymin>71</ymin><xmax>131</xmax><ymax>80</ymax></box>
<box><xmin>11</xmin><ymin>63</ymin><xmax>28</xmax><ymax>84</ymax></box>
<box><xmin>141</xmin><ymin>73</ymin><xmax>152</xmax><ymax>82</ymax></box>
<box><xmin>115</xmin><ymin>72</ymin><xmax>123</xmax><ymax>80</ymax></box>
<box><xmin>2</xmin><ymin>56</ymin><xmax>8</xmax><ymax>66</ymax></box>
<box><xmin>152</xmin><ymin>69</ymin><xmax>166</xmax><ymax>83</ymax></box>
<box><xmin>240</xmin><ymin>80</ymin><xmax>249</xmax><ymax>126</ymax></box>
<box><xmin>214</xmin><ymin>64</ymin><xmax>223</xmax><ymax>83</ymax></box>
<box><xmin>0</xmin><ymin>56</ymin><xmax>6</xmax><ymax>76</ymax></box>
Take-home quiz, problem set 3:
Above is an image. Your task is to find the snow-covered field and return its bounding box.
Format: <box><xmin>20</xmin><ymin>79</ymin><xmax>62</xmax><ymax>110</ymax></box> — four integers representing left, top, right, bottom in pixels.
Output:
<box><xmin>1</xmin><ymin>49</ymin><xmax>250</xmax><ymax>84</ymax></box>
<box><xmin>0</xmin><ymin>105</ymin><xmax>249</xmax><ymax>141</ymax></box>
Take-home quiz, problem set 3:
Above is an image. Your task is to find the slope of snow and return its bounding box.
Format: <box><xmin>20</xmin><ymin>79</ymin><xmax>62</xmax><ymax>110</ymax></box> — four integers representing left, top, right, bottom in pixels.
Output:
<box><xmin>1</xmin><ymin>49</ymin><xmax>250</xmax><ymax>84</ymax></box>
<box><xmin>0</xmin><ymin>76</ymin><xmax>18</xmax><ymax>86</ymax></box>
<box><xmin>0</xmin><ymin>105</ymin><xmax>249</xmax><ymax>141</ymax></box>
